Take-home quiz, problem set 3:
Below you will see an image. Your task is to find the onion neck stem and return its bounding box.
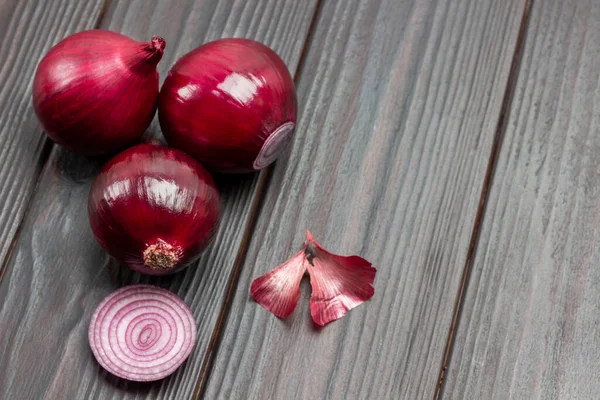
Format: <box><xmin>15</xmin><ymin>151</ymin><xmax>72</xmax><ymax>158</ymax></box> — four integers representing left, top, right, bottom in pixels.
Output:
<box><xmin>147</xmin><ymin>36</ymin><xmax>166</xmax><ymax>64</ymax></box>
<box><xmin>129</xmin><ymin>36</ymin><xmax>165</xmax><ymax>71</ymax></box>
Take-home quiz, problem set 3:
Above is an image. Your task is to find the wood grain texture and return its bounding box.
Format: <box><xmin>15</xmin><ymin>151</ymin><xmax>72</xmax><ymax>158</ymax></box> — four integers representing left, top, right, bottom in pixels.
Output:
<box><xmin>0</xmin><ymin>1</ymin><xmax>317</xmax><ymax>399</ymax></box>
<box><xmin>444</xmin><ymin>1</ymin><xmax>600</xmax><ymax>399</ymax></box>
<box><xmin>203</xmin><ymin>0</ymin><xmax>527</xmax><ymax>399</ymax></box>
<box><xmin>0</xmin><ymin>0</ymin><xmax>106</xmax><ymax>271</ymax></box>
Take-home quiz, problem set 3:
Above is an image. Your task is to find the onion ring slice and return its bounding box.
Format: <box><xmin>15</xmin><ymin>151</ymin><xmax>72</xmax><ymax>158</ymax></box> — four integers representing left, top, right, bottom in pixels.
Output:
<box><xmin>88</xmin><ymin>285</ymin><xmax>197</xmax><ymax>381</ymax></box>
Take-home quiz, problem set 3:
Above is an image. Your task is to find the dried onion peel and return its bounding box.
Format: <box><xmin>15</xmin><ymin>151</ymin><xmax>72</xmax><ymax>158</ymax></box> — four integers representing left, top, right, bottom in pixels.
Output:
<box><xmin>251</xmin><ymin>231</ymin><xmax>376</xmax><ymax>326</ymax></box>
<box><xmin>88</xmin><ymin>285</ymin><xmax>197</xmax><ymax>381</ymax></box>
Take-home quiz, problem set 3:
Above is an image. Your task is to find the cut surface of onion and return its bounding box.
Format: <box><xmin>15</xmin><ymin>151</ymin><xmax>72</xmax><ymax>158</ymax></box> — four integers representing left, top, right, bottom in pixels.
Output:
<box><xmin>88</xmin><ymin>285</ymin><xmax>197</xmax><ymax>381</ymax></box>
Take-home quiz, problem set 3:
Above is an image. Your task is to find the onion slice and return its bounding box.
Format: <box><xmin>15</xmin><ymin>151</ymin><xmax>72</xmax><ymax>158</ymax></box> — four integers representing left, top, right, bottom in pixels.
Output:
<box><xmin>250</xmin><ymin>231</ymin><xmax>376</xmax><ymax>326</ymax></box>
<box><xmin>88</xmin><ymin>285</ymin><xmax>197</xmax><ymax>381</ymax></box>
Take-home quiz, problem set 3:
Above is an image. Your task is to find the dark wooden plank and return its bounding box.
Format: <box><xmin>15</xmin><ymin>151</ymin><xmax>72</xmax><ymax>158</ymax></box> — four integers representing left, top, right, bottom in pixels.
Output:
<box><xmin>202</xmin><ymin>0</ymin><xmax>528</xmax><ymax>398</ymax></box>
<box><xmin>0</xmin><ymin>1</ymin><xmax>317</xmax><ymax>399</ymax></box>
<box><xmin>444</xmin><ymin>1</ymin><xmax>600</xmax><ymax>398</ymax></box>
<box><xmin>0</xmin><ymin>0</ymin><xmax>106</xmax><ymax>271</ymax></box>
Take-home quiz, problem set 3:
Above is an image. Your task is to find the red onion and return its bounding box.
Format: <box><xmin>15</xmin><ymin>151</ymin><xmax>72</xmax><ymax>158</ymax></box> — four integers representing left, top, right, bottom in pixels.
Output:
<box><xmin>88</xmin><ymin>144</ymin><xmax>220</xmax><ymax>275</ymax></box>
<box><xmin>89</xmin><ymin>285</ymin><xmax>197</xmax><ymax>381</ymax></box>
<box><xmin>158</xmin><ymin>38</ymin><xmax>297</xmax><ymax>173</ymax></box>
<box><xmin>33</xmin><ymin>30</ymin><xmax>166</xmax><ymax>155</ymax></box>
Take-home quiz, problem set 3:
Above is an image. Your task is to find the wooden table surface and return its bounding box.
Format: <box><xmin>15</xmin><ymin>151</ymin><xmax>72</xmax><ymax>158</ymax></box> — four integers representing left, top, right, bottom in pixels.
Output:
<box><xmin>1</xmin><ymin>0</ymin><xmax>599</xmax><ymax>398</ymax></box>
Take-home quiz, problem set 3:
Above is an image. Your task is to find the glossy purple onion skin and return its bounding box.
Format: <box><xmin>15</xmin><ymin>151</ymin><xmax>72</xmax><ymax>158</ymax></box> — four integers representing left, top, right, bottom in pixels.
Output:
<box><xmin>33</xmin><ymin>30</ymin><xmax>165</xmax><ymax>155</ymax></box>
<box><xmin>88</xmin><ymin>144</ymin><xmax>220</xmax><ymax>275</ymax></box>
<box><xmin>158</xmin><ymin>38</ymin><xmax>297</xmax><ymax>173</ymax></box>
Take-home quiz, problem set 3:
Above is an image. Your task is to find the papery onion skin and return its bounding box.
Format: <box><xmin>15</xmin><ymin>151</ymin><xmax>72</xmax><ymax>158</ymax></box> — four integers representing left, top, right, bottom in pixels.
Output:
<box><xmin>158</xmin><ymin>38</ymin><xmax>297</xmax><ymax>173</ymax></box>
<box><xmin>88</xmin><ymin>144</ymin><xmax>220</xmax><ymax>275</ymax></box>
<box><xmin>251</xmin><ymin>231</ymin><xmax>376</xmax><ymax>326</ymax></box>
<box><xmin>304</xmin><ymin>232</ymin><xmax>376</xmax><ymax>326</ymax></box>
<box><xmin>250</xmin><ymin>250</ymin><xmax>306</xmax><ymax>319</ymax></box>
<box><xmin>89</xmin><ymin>285</ymin><xmax>197</xmax><ymax>382</ymax></box>
<box><xmin>33</xmin><ymin>30</ymin><xmax>165</xmax><ymax>155</ymax></box>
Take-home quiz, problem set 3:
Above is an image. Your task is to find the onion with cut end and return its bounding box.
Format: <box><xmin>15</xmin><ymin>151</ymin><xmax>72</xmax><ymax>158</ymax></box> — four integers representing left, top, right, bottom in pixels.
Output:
<box><xmin>88</xmin><ymin>285</ymin><xmax>197</xmax><ymax>381</ymax></box>
<box><xmin>158</xmin><ymin>38</ymin><xmax>297</xmax><ymax>173</ymax></box>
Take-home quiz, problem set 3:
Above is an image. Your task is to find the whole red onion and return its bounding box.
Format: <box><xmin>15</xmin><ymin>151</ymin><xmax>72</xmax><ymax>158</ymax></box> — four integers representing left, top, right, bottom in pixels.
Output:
<box><xmin>158</xmin><ymin>38</ymin><xmax>297</xmax><ymax>173</ymax></box>
<box><xmin>88</xmin><ymin>144</ymin><xmax>220</xmax><ymax>275</ymax></box>
<box><xmin>33</xmin><ymin>30</ymin><xmax>166</xmax><ymax>155</ymax></box>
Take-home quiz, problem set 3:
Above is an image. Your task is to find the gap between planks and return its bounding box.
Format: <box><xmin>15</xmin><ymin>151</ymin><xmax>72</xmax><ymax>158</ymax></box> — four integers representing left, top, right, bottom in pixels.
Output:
<box><xmin>0</xmin><ymin>0</ymin><xmax>110</xmax><ymax>285</ymax></box>
<box><xmin>434</xmin><ymin>0</ymin><xmax>534</xmax><ymax>398</ymax></box>
<box><xmin>191</xmin><ymin>1</ymin><xmax>324</xmax><ymax>398</ymax></box>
